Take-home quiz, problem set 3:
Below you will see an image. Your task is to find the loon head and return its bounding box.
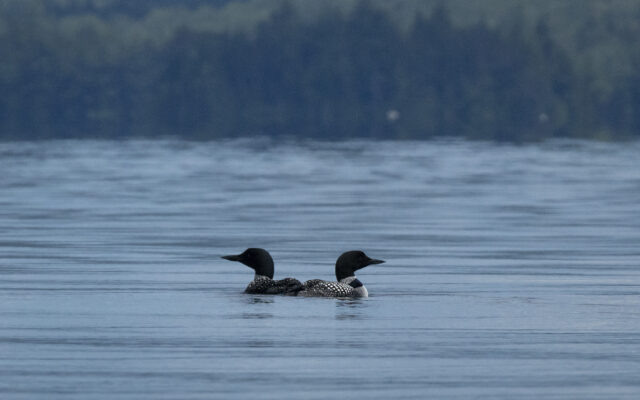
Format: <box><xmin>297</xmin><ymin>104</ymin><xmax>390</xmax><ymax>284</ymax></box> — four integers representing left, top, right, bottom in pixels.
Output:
<box><xmin>335</xmin><ymin>250</ymin><xmax>384</xmax><ymax>281</ymax></box>
<box><xmin>222</xmin><ymin>248</ymin><xmax>274</xmax><ymax>279</ymax></box>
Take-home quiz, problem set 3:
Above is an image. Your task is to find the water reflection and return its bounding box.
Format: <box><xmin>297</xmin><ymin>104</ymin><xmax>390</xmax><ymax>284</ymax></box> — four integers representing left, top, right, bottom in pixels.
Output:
<box><xmin>337</xmin><ymin>299</ymin><xmax>366</xmax><ymax>307</ymax></box>
<box><xmin>240</xmin><ymin>313</ymin><xmax>273</xmax><ymax>320</ymax></box>
<box><xmin>245</xmin><ymin>296</ymin><xmax>274</xmax><ymax>305</ymax></box>
<box><xmin>335</xmin><ymin>298</ymin><xmax>367</xmax><ymax>320</ymax></box>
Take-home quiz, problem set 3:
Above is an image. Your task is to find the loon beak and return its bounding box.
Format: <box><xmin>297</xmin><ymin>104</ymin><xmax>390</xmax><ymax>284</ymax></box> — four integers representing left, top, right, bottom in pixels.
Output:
<box><xmin>222</xmin><ymin>254</ymin><xmax>241</xmax><ymax>262</ymax></box>
<box><xmin>368</xmin><ymin>258</ymin><xmax>385</xmax><ymax>265</ymax></box>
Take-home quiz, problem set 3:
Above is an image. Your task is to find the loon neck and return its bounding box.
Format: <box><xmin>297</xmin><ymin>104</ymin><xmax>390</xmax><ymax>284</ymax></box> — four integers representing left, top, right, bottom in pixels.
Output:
<box><xmin>340</xmin><ymin>275</ymin><xmax>368</xmax><ymax>297</ymax></box>
<box><xmin>339</xmin><ymin>276</ymin><xmax>357</xmax><ymax>284</ymax></box>
<box><xmin>254</xmin><ymin>274</ymin><xmax>271</xmax><ymax>281</ymax></box>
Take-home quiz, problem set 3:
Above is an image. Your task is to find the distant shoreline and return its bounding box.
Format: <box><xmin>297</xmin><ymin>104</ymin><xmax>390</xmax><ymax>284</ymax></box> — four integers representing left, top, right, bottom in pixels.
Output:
<box><xmin>2</xmin><ymin>0</ymin><xmax>639</xmax><ymax>141</ymax></box>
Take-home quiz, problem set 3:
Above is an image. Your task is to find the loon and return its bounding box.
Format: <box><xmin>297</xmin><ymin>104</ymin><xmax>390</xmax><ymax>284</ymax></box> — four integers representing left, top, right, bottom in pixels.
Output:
<box><xmin>222</xmin><ymin>248</ymin><xmax>303</xmax><ymax>295</ymax></box>
<box><xmin>296</xmin><ymin>250</ymin><xmax>384</xmax><ymax>298</ymax></box>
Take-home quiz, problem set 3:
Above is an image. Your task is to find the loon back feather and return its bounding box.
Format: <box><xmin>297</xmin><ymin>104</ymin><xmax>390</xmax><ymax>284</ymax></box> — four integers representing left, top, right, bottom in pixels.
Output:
<box><xmin>245</xmin><ymin>277</ymin><xmax>303</xmax><ymax>295</ymax></box>
<box><xmin>297</xmin><ymin>280</ymin><xmax>360</xmax><ymax>298</ymax></box>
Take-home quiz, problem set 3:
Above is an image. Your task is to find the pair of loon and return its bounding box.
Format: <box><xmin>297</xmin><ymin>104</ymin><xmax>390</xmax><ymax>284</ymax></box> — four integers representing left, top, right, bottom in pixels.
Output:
<box><xmin>222</xmin><ymin>248</ymin><xmax>384</xmax><ymax>298</ymax></box>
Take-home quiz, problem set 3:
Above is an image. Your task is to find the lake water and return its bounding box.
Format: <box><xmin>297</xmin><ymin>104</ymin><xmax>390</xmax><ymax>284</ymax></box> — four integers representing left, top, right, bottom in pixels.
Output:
<box><xmin>0</xmin><ymin>139</ymin><xmax>639</xmax><ymax>399</ymax></box>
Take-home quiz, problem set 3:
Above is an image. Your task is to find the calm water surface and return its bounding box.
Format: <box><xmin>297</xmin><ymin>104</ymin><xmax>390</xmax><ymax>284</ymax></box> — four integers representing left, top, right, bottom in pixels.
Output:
<box><xmin>0</xmin><ymin>139</ymin><xmax>639</xmax><ymax>399</ymax></box>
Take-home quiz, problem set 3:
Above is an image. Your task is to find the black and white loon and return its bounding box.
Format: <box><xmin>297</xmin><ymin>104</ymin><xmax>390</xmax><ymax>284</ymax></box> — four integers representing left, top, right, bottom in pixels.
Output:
<box><xmin>222</xmin><ymin>248</ymin><xmax>303</xmax><ymax>295</ymax></box>
<box><xmin>296</xmin><ymin>250</ymin><xmax>384</xmax><ymax>298</ymax></box>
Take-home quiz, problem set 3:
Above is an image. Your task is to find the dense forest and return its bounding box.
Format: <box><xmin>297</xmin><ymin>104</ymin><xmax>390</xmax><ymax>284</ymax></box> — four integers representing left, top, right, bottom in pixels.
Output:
<box><xmin>1</xmin><ymin>0</ymin><xmax>640</xmax><ymax>140</ymax></box>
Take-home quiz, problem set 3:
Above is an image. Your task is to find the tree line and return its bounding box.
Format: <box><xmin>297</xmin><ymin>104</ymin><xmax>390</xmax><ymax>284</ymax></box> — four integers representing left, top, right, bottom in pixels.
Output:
<box><xmin>1</xmin><ymin>2</ymin><xmax>639</xmax><ymax>140</ymax></box>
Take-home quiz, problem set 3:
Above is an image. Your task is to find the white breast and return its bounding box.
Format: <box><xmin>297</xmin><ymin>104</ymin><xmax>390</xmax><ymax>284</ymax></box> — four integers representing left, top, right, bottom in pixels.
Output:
<box><xmin>339</xmin><ymin>276</ymin><xmax>368</xmax><ymax>298</ymax></box>
<box><xmin>352</xmin><ymin>285</ymin><xmax>368</xmax><ymax>298</ymax></box>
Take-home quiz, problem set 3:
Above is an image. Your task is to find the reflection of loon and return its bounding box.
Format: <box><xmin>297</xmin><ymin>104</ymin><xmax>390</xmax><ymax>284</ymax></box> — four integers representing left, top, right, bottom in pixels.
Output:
<box><xmin>222</xmin><ymin>248</ymin><xmax>302</xmax><ymax>295</ymax></box>
<box><xmin>297</xmin><ymin>251</ymin><xmax>384</xmax><ymax>298</ymax></box>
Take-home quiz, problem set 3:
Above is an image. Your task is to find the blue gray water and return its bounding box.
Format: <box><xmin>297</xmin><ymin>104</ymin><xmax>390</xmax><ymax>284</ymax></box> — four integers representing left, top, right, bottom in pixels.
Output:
<box><xmin>0</xmin><ymin>139</ymin><xmax>639</xmax><ymax>399</ymax></box>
